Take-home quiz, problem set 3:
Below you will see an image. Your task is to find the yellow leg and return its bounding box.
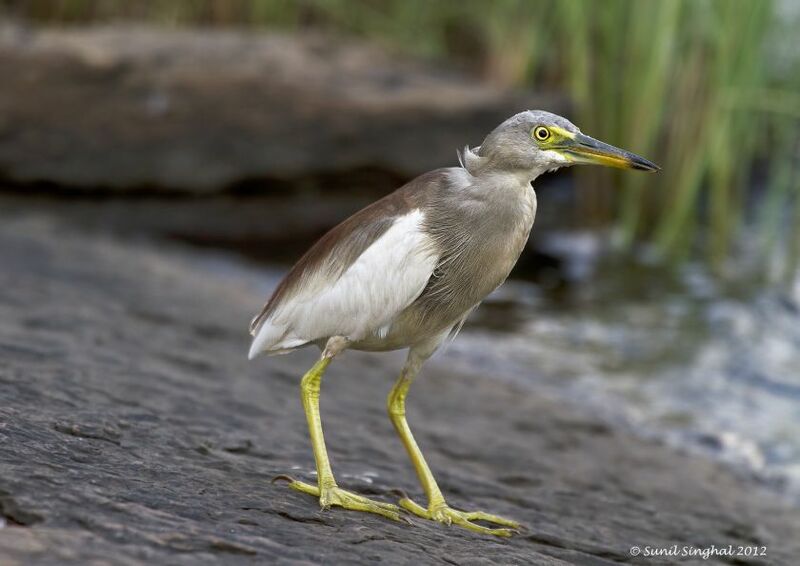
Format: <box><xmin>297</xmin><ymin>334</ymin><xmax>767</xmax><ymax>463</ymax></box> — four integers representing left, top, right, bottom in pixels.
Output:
<box><xmin>387</xmin><ymin>360</ymin><xmax>521</xmax><ymax>537</ymax></box>
<box><xmin>276</xmin><ymin>340</ymin><xmax>401</xmax><ymax>521</ymax></box>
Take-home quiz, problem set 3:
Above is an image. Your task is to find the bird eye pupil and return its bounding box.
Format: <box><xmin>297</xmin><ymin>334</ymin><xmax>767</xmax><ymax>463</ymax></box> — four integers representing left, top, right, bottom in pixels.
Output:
<box><xmin>535</xmin><ymin>127</ymin><xmax>550</xmax><ymax>140</ymax></box>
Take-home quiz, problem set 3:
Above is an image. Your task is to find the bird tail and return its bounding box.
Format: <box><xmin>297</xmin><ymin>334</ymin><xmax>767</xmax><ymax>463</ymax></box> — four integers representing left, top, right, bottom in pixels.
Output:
<box><xmin>248</xmin><ymin>317</ymin><xmax>308</xmax><ymax>360</ymax></box>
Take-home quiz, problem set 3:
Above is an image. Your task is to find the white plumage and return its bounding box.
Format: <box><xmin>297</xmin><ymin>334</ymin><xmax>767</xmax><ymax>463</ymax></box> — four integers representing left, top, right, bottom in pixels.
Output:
<box><xmin>248</xmin><ymin>209</ymin><xmax>438</xmax><ymax>359</ymax></box>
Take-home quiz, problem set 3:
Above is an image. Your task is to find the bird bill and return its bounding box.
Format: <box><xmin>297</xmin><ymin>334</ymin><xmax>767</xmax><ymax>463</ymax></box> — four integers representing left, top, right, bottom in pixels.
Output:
<box><xmin>555</xmin><ymin>129</ymin><xmax>660</xmax><ymax>172</ymax></box>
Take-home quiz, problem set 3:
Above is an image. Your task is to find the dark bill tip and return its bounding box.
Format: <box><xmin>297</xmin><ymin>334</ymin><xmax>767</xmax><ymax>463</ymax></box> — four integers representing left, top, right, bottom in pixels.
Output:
<box><xmin>629</xmin><ymin>154</ymin><xmax>661</xmax><ymax>172</ymax></box>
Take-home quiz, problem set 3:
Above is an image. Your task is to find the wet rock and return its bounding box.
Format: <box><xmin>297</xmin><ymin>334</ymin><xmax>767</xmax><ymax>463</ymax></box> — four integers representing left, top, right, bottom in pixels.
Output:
<box><xmin>0</xmin><ymin>24</ymin><xmax>562</xmax><ymax>192</ymax></box>
<box><xmin>1</xmin><ymin>213</ymin><xmax>799</xmax><ymax>564</ymax></box>
<box><xmin>0</xmin><ymin>490</ymin><xmax>44</xmax><ymax>527</ymax></box>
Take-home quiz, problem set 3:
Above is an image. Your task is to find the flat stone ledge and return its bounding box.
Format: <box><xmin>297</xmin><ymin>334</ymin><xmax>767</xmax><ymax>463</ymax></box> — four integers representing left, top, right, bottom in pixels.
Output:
<box><xmin>0</xmin><ymin>212</ymin><xmax>798</xmax><ymax>565</ymax></box>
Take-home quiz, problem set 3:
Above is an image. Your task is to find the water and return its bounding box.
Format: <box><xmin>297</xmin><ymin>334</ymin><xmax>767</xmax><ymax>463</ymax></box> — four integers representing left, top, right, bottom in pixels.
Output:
<box><xmin>439</xmin><ymin>241</ymin><xmax>800</xmax><ymax>502</ymax></box>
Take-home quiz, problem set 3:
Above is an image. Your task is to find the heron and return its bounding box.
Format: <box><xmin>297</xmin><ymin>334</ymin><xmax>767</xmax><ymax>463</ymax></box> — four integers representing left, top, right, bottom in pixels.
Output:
<box><xmin>248</xmin><ymin>110</ymin><xmax>659</xmax><ymax>536</ymax></box>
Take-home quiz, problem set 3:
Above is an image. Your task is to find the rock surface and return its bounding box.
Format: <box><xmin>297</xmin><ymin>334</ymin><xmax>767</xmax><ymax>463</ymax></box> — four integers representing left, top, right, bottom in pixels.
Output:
<box><xmin>0</xmin><ymin>24</ymin><xmax>561</xmax><ymax>192</ymax></box>
<box><xmin>1</xmin><ymin>210</ymin><xmax>799</xmax><ymax>565</ymax></box>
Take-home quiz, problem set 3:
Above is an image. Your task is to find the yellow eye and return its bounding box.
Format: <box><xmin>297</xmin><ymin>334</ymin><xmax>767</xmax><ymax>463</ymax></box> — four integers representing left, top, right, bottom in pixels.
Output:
<box><xmin>533</xmin><ymin>126</ymin><xmax>551</xmax><ymax>141</ymax></box>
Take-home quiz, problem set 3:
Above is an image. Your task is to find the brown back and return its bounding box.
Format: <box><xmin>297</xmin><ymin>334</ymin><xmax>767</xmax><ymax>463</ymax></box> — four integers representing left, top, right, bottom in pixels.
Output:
<box><xmin>249</xmin><ymin>171</ymin><xmax>441</xmax><ymax>335</ymax></box>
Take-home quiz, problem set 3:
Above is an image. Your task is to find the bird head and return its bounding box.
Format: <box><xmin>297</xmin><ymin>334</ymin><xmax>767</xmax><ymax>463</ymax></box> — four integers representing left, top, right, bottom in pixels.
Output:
<box><xmin>468</xmin><ymin>110</ymin><xmax>659</xmax><ymax>178</ymax></box>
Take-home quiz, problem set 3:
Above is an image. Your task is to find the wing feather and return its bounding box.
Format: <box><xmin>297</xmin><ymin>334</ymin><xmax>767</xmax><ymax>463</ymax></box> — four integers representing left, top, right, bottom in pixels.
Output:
<box><xmin>249</xmin><ymin>209</ymin><xmax>438</xmax><ymax>358</ymax></box>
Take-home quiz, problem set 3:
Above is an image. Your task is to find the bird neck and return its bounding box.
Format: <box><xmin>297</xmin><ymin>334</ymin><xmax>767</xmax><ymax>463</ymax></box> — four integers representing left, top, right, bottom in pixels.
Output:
<box><xmin>474</xmin><ymin>167</ymin><xmax>541</xmax><ymax>189</ymax></box>
<box><xmin>460</xmin><ymin>148</ymin><xmax>546</xmax><ymax>186</ymax></box>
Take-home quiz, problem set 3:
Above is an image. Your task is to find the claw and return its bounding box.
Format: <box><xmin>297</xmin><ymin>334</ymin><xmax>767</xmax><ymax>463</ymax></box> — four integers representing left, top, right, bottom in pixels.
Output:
<box><xmin>465</xmin><ymin>510</ymin><xmax>522</xmax><ymax>529</ymax></box>
<box><xmin>389</xmin><ymin>488</ymin><xmax>409</xmax><ymax>499</ymax></box>
<box><xmin>398</xmin><ymin>497</ymin><xmax>521</xmax><ymax>537</ymax></box>
<box><xmin>271</xmin><ymin>474</ymin><xmax>295</xmax><ymax>484</ymax></box>
<box><xmin>275</xmin><ymin>477</ymin><xmax>403</xmax><ymax>521</ymax></box>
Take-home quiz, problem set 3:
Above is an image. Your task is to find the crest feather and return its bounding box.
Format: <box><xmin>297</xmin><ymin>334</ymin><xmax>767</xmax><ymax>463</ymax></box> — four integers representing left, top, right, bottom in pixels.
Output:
<box><xmin>457</xmin><ymin>145</ymin><xmax>487</xmax><ymax>176</ymax></box>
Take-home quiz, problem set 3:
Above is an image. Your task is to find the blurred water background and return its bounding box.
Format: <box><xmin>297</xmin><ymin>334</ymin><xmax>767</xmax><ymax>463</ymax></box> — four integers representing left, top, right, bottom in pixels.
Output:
<box><xmin>2</xmin><ymin>1</ymin><xmax>799</xmax><ymax>500</ymax></box>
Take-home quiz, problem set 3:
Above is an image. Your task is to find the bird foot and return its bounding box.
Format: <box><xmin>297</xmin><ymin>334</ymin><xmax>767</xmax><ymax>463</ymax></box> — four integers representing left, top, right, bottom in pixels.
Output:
<box><xmin>397</xmin><ymin>495</ymin><xmax>520</xmax><ymax>537</ymax></box>
<box><xmin>273</xmin><ymin>475</ymin><xmax>404</xmax><ymax>522</ymax></box>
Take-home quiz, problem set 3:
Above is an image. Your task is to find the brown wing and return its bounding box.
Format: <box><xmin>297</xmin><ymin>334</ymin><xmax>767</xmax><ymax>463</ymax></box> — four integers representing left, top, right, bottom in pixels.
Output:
<box><xmin>249</xmin><ymin>170</ymin><xmax>442</xmax><ymax>335</ymax></box>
